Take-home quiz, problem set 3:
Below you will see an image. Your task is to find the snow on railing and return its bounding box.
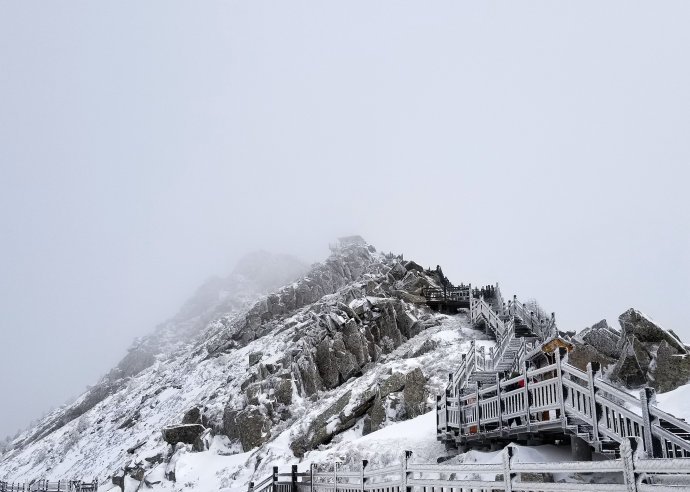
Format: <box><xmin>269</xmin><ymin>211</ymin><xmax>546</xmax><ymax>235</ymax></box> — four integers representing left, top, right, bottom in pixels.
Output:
<box><xmin>251</xmin><ymin>439</ymin><xmax>690</xmax><ymax>492</ymax></box>
<box><xmin>437</xmin><ymin>349</ymin><xmax>690</xmax><ymax>459</ymax></box>
<box><xmin>0</xmin><ymin>481</ymin><xmax>97</xmax><ymax>492</ymax></box>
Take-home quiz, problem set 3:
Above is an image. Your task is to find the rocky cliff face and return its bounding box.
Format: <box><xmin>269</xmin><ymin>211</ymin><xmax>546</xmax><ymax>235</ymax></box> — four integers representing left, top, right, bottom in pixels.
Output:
<box><xmin>569</xmin><ymin>309</ymin><xmax>690</xmax><ymax>393</ymax></box>
<box><xmin>0</xmin><ymin>239</ymin><xmax>476</xmax><ymax>487</ymax></box>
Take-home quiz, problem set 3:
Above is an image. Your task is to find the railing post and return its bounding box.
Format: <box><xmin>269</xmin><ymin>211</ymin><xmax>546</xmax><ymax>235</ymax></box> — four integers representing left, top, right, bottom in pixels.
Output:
<box><xmin>401</xmin><ymin>451</ymin><xmax>411</xmax><ymax>492</ymax></box>
<box><xmin>555</xmin><ymin>347</ymin><xmax>566</xmax><ymax>430</ymax></box>
<box><xmin>360</xmin><ymin>460</ymin><xmax>367</xmax><ymax>492</ymax></box>
<box><xmin>639</xmin><ymin>387</ymin><xmax>660</xmax><ymax>457</ymax></box>
<box><xmin>620</xmin><ymin>438</ymin><xmax>639</xmax><ymax>492</ymax></box>
<box><xmin>291</xmin><ymin>465</ymin><xmax>298</xmax><ymax>492</ymax></box>
<box><xmin>502</xmin><ymin>445</ymin><xmax>514</xmax><ymax>492</ymax></box>
<box><xmin>496</xmin><ymin>373</ymin><xmax>503</xmax><ymax>434</ymax></box>
<box><xmin>272</xmin><ymin>466</ymin><xmax>278</xmax><ymax>492</ymax></box>
<box><xmin>475</xmin><ymin>382</ymin><xmax>481</xmax><ymax>432</ymax></box>
<box><xmin>333</xmin><ymin>461</ymin><xmax>338</xmax><ymax>492</ymax></box>
<box><xmin>522</xmin><ymin>360</ymin><xmax>530</xmax><ymax>433</ymax></box>
<box><xmin>586</xmin><ymin>362</ymin><xmax>601</xmax><ymax>448</ymax></box>
<box><xmin>310</xmin><ymin>463</ymin><xmax>316</xmax><ymax>492</ymax></box>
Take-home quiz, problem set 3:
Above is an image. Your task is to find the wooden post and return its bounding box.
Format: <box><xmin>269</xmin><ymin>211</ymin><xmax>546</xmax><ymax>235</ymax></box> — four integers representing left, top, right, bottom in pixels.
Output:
<box><xmin>360</xmin><ymin>460</ymin><xmax>368</xmax><ymax>492</ymax></box>
<box><xmin>502</xmin><ymin>445</ymin><xmax>514</xmax><ymax>492</ymax></box>
<box><xmin>586</xmin><ymin>362</ymin><xmax>600</xmax><ymax>447</ymax></box>
<box><xmin>310</xmin><ymin>463</ymin><xmax>316</xmax><ymax>492</ymax></box>
<box><xmin>333</xmin><ymin>461</ymin><xmax>338</xmax><ymax>492</ymax></box>
<box><xmin>272</xmin><ymin>466</ymin><xmax>279</xmax><ymax>492</ymax></box>
<box><xmin>292</xmin><ymin>465</ymin><xmax>298</xmax><ymax>492</ymax></box>
<box><xmin>248</xmin><ymin>482</ymin><xmax>255</xmax><ymax>492</ymax></box>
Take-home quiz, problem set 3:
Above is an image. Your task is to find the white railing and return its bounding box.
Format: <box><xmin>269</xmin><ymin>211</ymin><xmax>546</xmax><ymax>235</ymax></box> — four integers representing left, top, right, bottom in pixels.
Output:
<box><xmin>0</xmin><ymin>481</ymin><xmax>97</xmax><ymax>492</ymax></box>
<box><xmin>470</xmin><ymin>296</ymin><xmax>508</xmax><ymax>340</ymax></box>
<box><xmin>438</xmin><ymin>350</ymin><xmax>690</xmax><ymax>458</ymax></box>
<box><xmin>254</xmin><ymin>440</ymin><xmax>690</xmax><ymax>492</ymax></box>
<box><xmin>508</xmin><ymin>297</ymin><xmax>558</xmax><ymax>341</ymax></box>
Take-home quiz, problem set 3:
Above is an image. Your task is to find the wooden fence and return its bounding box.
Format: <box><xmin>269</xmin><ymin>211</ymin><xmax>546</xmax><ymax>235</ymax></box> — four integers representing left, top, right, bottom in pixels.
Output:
<box><xmin>250</xmin><ymin>439</ymin><xmax>690</xmax><ymax>492</ymax></box>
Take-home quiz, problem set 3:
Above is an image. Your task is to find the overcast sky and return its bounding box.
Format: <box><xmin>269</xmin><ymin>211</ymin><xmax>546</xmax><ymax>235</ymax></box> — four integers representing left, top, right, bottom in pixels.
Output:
<box><xmin>1</xmin><ymin>1</ymin><xmax>689</xmax><ymax>439</ymax></box>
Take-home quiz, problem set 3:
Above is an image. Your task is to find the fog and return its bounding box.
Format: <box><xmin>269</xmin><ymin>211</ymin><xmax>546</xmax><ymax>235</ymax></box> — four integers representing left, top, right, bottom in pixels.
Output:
<box><xmin>1</xmin><ymin>1</ymin><xmax>689</xmax><ymax>440</ymax></box>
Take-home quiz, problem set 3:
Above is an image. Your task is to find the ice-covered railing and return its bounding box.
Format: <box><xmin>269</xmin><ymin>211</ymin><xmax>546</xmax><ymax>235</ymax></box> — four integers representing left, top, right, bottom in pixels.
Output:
<box><xmin>437</xmin><ymin>348</ymin><xmax>690</xmax><ymax>459</ymax></box>
<box><xmin>507</xmin><ymin>296</ymin><xmax>558</xmax><ymax>341</ymax></box>
<box><xmin>251</xmin><ymin>440</ymin><xmax>690</xmax><ymax>492</ymax></box>
<box><xmin>0</xmin><ymin>480</ymin><xmax>97</xmax><ymax>492</ymax></box>
<box><xmin>470</xmin><ymin>295</ymin><xmax>507</xmax><ymax>340</ymax></box>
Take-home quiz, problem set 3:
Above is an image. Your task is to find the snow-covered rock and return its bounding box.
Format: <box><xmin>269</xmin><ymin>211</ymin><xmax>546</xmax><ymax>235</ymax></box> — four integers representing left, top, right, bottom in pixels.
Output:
<box><xmin>0</xmin><ymin>239</ymin><xmax>487</xmax><ymax>491</ymax></box>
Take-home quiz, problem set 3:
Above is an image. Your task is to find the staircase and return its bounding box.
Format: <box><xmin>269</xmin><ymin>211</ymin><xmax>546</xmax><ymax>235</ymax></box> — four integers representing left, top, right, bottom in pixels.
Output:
<box><xmin>437</xmin><ymin>288</ymin><xmax>690</xmax><ymax>459</ymax></box>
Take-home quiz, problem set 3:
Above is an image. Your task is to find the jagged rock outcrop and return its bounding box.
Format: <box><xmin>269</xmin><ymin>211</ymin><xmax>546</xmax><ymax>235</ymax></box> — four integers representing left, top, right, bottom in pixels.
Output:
<box><xmin>576</xmin><ymin>320</ymin><xmax>621</xmax><ymax>358</ymax></box>
<box><xmin>618</xmin><ymin>309</ymin><xmax>687</xmax><ymax>354</ymax></box>
<box><xmin>653</xmin><ymin>341</ymin><xmax>690</xmax><ymax>393</ymax></box>
<box><xmin>571</xmin><ymin>310</ymin><xmax>690</xmax><ymax>393</ymax></box>
<box><xmin>215</xmin><ymin>245</ymin><xmax>442</xmax><ymax>454</ymax></box>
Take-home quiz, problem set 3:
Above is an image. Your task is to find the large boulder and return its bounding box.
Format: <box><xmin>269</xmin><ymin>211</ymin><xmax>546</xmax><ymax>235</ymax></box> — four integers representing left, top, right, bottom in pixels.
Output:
<box><xmin>611</xmin><ymin>340</ymin><xmax>647</xmax><ymax>388</ymax></box>
<box><xmin>567</xmin><ymin>343</ymin><xmax>616</xmax><ymax>372</ymax></box>
<box><xmin>618</xmin><ymin>309</ymin><xmax>687</xmax><ymax>354</ymax></box>
<box><xmin>576</xmin><ymin>320</ymin><xmax>621</xmax><ymax>358</ymax></box>
<box><xmin>223</xmin><ymin>406</ymin><xmax>271</xmax><ymax>451</ymax></box>
<box><xmin>162</xmin><ymin>424</ymin><xmax>206</xmax><ymax>446</ymax></box>
<box><xmin>651</xmin><ymin>341</ymin><xmax>690</xmax><ymax>393</ymax></box>
<box><xmin>403</xmin><ymin>368</ymin><xmax>428</xmax><ymax>418</ymax></box>
<box><xmin>182</xmin><ymin>407</ymin><xmax>202</xmax><ymax>425</ymax></box>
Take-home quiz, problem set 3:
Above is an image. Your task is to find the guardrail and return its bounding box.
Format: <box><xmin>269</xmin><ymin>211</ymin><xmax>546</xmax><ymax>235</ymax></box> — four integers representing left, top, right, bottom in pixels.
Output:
<box><xmin>0</xmin><ymin>481</ymin><xmax>96</xmax><ymax>492</ymax></box>
<box><xmin>437</xmin><ymin>348</ymin><xmax>690</xmax><ymax>459</ymax></box>
<box><xmin>251</xmin><ymin>439</ymin><xmax>690</xmax><ymax>492</ymax></box>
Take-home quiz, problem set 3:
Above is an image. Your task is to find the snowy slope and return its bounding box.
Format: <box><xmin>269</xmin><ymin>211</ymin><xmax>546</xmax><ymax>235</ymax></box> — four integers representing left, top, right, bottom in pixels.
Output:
<box><xmin>0</xmin><ymin>240</ymin><xmax>489</xmax><ymax>491</ymax></box>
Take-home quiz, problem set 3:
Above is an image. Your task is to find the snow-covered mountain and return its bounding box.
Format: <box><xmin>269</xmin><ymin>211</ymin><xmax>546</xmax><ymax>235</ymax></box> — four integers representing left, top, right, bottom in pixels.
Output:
<box><xmin>0</xmin><ymin>238</ymin><xmax>488</xmax><ymax>489</ymax></box>
<box><xmin>2</xmin><ymin>237</ymin><xmax>689</xmax><ymax>492</ymax></box>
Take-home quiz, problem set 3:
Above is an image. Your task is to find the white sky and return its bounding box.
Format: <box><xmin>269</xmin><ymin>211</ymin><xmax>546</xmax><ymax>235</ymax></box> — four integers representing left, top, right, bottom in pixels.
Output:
<box><xmin>1</xmin><ymin>1</ymin><xmax>689</xmax><ymax>439</ymax></box>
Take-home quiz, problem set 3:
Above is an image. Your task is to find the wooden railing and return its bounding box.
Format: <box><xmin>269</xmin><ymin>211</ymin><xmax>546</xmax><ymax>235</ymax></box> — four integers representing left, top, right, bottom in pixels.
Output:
<box><xmin>437</xmin><ymin>349</ymin><xmax>690</xmax><ymax>458</ymax></box>
<box><xmin>251</xmin><ymin>440</ymin><xmax>690</xmax><ymax>492</ymax></box>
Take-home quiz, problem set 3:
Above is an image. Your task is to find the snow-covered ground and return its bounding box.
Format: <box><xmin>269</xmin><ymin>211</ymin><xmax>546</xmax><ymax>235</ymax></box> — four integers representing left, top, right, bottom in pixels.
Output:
<box><xmin>655</xmin><ymin>384</ymin><xmax>690</xmax><ymax>422</ymax></box>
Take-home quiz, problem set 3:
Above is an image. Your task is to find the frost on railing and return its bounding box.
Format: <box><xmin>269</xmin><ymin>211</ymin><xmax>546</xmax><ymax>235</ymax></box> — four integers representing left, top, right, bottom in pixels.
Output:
<box><xmin>252</xmin><ymin>439</ymin><xmax>690</xmax><ymax>492</ymax></box>
<box><xmin>0</xmin><ymin>481</ymin><xmax>97</xmax><ymax>492</ymax></box>
<box><xmin>438</xmin><ymin>349</ymin><xmax>690</xmax><ymax>459</ymax></box>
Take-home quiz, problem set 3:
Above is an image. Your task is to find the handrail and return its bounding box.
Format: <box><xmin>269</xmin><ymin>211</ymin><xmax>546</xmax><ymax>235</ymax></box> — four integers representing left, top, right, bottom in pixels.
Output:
<box><xmin>440</xmin><ymin>353</ymin><xmax>690</xmax><ymax>458</ymax></box>
<box><xmin>255</xmin><ymin>441</ymin><xmax>690</xmax><ymax>492</ymax></box>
